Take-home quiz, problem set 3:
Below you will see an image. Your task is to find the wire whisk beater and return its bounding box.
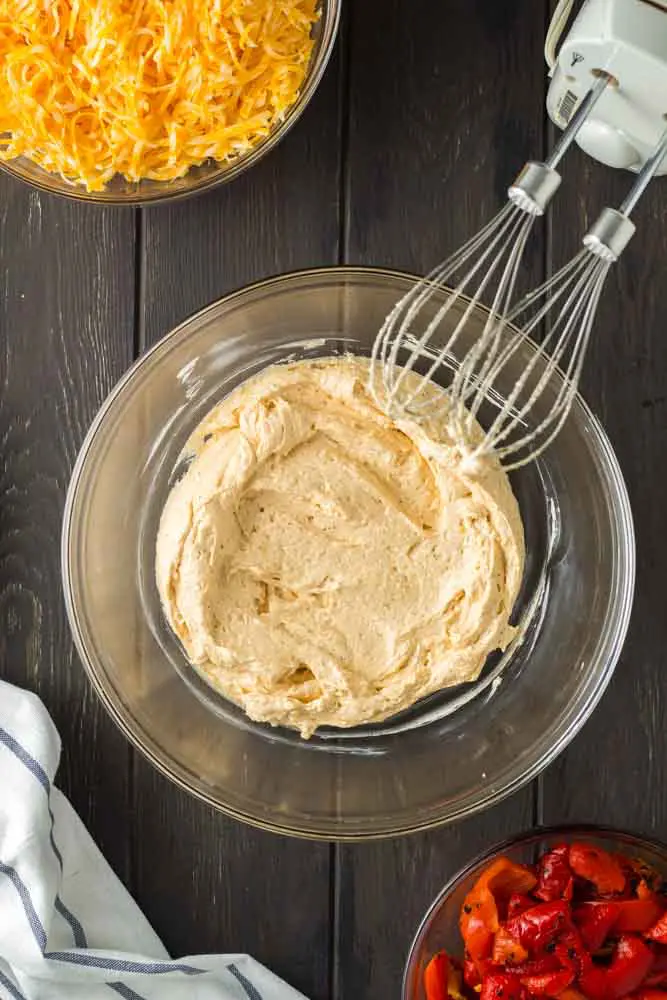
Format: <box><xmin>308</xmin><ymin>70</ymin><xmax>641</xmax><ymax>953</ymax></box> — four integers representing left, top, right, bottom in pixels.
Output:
<box><xmin>443</xmin><ymin>125</ymin><xmax>667</xmax><ymax>471</ymax></box>
<box><xmin>370</xmin><ymin>73</ymin><xmax>610</xmax><ymax>427</ymax></box>
<box><xmin>371</xmin><ymin>105</ymin><xmax>667</xmax><ymax>472</ymax></box>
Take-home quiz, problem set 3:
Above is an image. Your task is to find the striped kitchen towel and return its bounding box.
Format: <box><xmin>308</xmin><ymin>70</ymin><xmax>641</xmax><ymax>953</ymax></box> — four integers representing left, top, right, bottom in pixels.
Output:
<box><xmin>0</xmin><ymin>680</ymin><xmax>308</xmax><ymax>1000</ymax></box>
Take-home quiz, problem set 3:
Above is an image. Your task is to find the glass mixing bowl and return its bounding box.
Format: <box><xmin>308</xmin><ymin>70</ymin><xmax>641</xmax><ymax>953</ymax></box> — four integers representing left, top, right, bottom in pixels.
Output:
<box><xmin>403</xmin><ymin>826</ymin><xmax>667</xmax><ymax>1000</ymax></box>
<box><xmin>62</xmin><ymin>267</ymin><xmax>635</xmax><ymax>839</ymax></box>
<box><xmin>0</xmin><ymin>2</ymin><xmax>339</xmax><ymax>205</ymax></box>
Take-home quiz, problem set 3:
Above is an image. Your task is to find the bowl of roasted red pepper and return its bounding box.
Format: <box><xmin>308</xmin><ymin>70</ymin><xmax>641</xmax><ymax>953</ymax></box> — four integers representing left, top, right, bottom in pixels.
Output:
<box><xmin>404</xmin><ymin>828</ymin><xmax>667</xmax><ymax>1000</ymax></box>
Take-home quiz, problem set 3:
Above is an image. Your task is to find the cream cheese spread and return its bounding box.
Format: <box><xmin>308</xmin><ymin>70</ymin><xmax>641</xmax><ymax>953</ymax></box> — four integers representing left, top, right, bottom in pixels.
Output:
<box><xmin>156</xmin><ymin>356</ymin><xmax>525</xmax><ymax>737</ymax></box>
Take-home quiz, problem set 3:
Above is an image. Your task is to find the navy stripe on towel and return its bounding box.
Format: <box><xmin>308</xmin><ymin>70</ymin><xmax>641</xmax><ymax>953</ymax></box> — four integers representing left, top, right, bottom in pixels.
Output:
<box><xmin>0</xmin><ymin>969</ymin><xmax>28</xmax><ymax>1000</ymax></box>
<box><xmin>47</xmin><ymin>953</ymin><xmax>204</xmax><ymax>976</ymax></box>
<box><xmin>0</xmin><ymin>862</ymin><xmax>48</xmax><ymax>951</ymax></box>
<box><xmin>0</xmin><ymin>727</ymin><xmax>50</xmax><ymax>790</ymax></box>
<box><xmin>229</xmin><ymin>963</ymin><xmax>264</xmax><ymax>1000</ymax></box>
<box><xmin>54</xmin><ymin>896</ymin><xmax>88</xmax><ymax>949</ymax></box>
<box><xmin>107</xmin><ymin>983</ymin><xmax>148</xmax><ymax>1000</ymax></box>
<box><xmin>0</xmin><ymin>729</ymin><xmax>205</xmax><ymax>980</ymax></box>
<box><xmin>0</xmin><ymin>726</ymin><xmax>89</xmax><ymax>948</ymax></box>
<box><xmin>0</xmin><ymin>862</ymin><xmax>204</xmax><ymax>976</ymax></box>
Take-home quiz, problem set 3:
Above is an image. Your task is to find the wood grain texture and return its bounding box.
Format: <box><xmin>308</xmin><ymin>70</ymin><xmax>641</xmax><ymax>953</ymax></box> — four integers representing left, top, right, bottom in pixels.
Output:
<box><xmin>133</xmin><ymin>779</ymin><xmax>331</xmax><ymax>998</ymax></box>
<box><xmin>333</xmin><ymin>804</ymin><xmax>534</xmax><ymax>1000</ymax></box>
<box><xmin>0</xmin><ymin>173</ymin><xmax>136</xmax><ymax>879</ymax></box>
<box><xmin>4</xmin><ymin>5</ymin><xmax>667</xmax><ymax>1000</ymax></box>
<box><xmin>335</xmin><ymin>2</ymin><xmax>548</xmax><ymax>997</ymax></box>
<box><xmin>540</xmin><ymin>145</ymin><xmax>667</xmax><ymax>833</ymax></box>
<box><xmin>343</xmin><ymin>0</ymin><xmax>548</xmax><ymax>287</ymax></box>
<box><xmin>129</xmin><ymin>43</ymin><xmax>343</xmax><ymax>1000</ymax></box>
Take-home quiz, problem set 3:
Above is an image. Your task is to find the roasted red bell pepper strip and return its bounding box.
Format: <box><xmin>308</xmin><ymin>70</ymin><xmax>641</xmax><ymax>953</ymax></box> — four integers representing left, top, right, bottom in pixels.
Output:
<box><xmin>464</xmin><ymin>954</ymin><xmax>482</xmax><ymax>988</ymax></box>
<box><xmin>509</xmin><ymin>895</ymin><xmax>535</xmax><ymax>919</ymax></box>
<box><xmin>615</xmin><ymin>897</ymin><xmax>665</xmax><ymax>934</ymax></box>
<box><xmin>424</xmin><ymin>952</ymin><xmax>449</xmax><ymax>1000</ymax></box>
<box><xmin>536</xmin><ymin>846</ymin><xmax>575</xmax><ymax>903</ymax></box>
<box><xmin>645</xmin><ymin>950</ymin><xmax>667</xmax><ymax>986</ymax></box>
<box><xmin>461</xmin><ymin>860</ymin><xmax>538</xmax><ymax>966</ymax></box>
<box><xmin>638</xmin><ymin>879</ymin><xmax>663</xmax><ymax>901</ymax></box>
<box><xmin>606</xmin><ymin>934</ymin><xmax>655</xmax><ymax>999</ymax></box>
<box><xmin>513</xmin><ymin>957</ymin><xmax>563</xmax><ymax>977</ymax></box>
<box><xmin>647</xmin><ymin>914</ymin><xmax>667</xmax><ymax>945</ymax></box>
<box><xmin>485</xmin><ymin>859</ymin><xmax>538</xmax><ymax>897</ymax></box>
<box><xmin>461</xmin><ymin>887</ymin><xmax>499</xmax><ymax>964</ymax></box>
<box><xmin>480</xmin><ymin>971</ymin><xmax>526</xmax><ymax>1000</ymax></box>
<box><xmin>506</xmin><ymin>901</ymin><xmax>571</xmax><ymax>951</ymax></box>
<box><xmin>569</xmin><ymin>845</ymin><xmax>626</xmax><ymax>896</ymax></box>
<box><xmin>630</xmin><ymin>991</ymin><xmax>667</xmax><ymax>1000</ymax></box>
<box><xmin>622</xmin><ymin>858</ymin><xmax>664</xmax><ymax>896</ymax></box>
<box><xmin>580</xmin><ymin>934</ymin><xmax>655</xmax><ymax>1000</ymax></box>
<box><xmin>555</xmin><ymin>928</ymin><xmax>591</xmax><ymax>979</ymax></box>
<box><xmin>579</xmin><ymin>965</ymin><xmax>610</xmax><ymax>1000</ymax></box>
<box><xmin>573</xmin><ymin>902</ymin><xmax>621</xmax><ymax>951</ymax></box>
<box><xmin>493</xmin><ymin>928</ymin><xmax>530</xmax><ymax>966</ymax></box>
<box><xmin>520</xmin><ymin>970</ymin><xmax>575</xmax><ymax>997</ymax></box>
<box><xmin>559</xmin><ymin>990</ymin><xmax>588</xmax><ymax>1000</ymax></box>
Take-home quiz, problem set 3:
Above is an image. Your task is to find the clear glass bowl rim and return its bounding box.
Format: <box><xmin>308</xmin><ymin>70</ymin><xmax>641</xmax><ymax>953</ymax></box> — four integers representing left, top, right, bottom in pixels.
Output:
<box><xmin>402</xmin><ymin>824</ymin><xmax>667</xmax><ymax>1000</ymax></box>
<box><xmin>61</xmin><ymin>266</ymin><xmax>636</xmax><ymax>840</ymax></box>
<box><xmin>0</xmin><ymin>0</ymin><xmax>340</xmax><ymax>206</ymax></box>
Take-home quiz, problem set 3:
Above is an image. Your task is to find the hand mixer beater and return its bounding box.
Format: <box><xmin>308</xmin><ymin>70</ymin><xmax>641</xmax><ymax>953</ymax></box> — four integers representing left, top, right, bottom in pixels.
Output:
<box><xmin>447</xmin><ymin>128</ymin><xmax>667</xmax><ymax>471</ymax></box>
<box><xmin>370</xmin><ymin>0</ymin><xmax>667</xmax><ymax>472</ymax></box>
<box><xmin>369</xmin><ymin>71</ymin><xmax>610</xmax><ymax>426</ymax></box>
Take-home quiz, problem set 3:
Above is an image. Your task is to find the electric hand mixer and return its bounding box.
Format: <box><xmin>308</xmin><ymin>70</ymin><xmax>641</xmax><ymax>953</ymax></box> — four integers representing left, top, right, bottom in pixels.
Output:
<box><xmin>370</xmin><ymin>0</ymin><xmax>667</xmax><ymax>470</ymax></box>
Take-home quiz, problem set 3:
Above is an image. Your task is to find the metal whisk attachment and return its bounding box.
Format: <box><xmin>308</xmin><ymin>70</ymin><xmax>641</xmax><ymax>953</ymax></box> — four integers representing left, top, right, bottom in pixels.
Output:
<box><xmin>369</xmin><ymin>73</ymin><xmax>610</xmax><ymax>418</ymax></box>
<box><xmin>450</xmin><ymin>124</ymin><xmax>667</xmax><ymax>472</ymax></box>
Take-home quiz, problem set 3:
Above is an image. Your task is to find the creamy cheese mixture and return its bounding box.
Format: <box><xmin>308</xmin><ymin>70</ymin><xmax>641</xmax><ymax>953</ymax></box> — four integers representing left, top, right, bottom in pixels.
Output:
<box><xmin>156</xmin><ymin>356</ymin><xmax>525</xmax><ymax>737</ymax></box>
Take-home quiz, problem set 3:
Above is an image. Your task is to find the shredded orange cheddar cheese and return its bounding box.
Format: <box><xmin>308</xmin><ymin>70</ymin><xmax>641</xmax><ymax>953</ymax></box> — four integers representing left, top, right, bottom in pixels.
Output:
<box><xmin>0</xmin><ymin>0</ymin><xmax>319</xmax><ymax>191</ymax></box>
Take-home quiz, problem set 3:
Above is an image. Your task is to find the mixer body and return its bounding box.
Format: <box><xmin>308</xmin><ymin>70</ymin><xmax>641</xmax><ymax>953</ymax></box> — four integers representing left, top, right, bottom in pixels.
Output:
<box><xmin>547</xmin><ymin>0</ymin><xmax>667</xmax><ymax>172</ymax></box>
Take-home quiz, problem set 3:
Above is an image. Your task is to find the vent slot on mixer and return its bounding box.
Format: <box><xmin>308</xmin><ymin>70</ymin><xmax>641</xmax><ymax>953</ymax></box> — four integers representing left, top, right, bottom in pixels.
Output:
<box><xmin>557</xmin><ymin>89</ymin><xmax>579</xmax><ymax>124</ymax></box>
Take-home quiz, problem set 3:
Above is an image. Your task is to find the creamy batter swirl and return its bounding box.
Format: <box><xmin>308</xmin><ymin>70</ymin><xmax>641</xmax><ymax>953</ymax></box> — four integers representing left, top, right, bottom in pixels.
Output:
<box><xmin>156</xmin><ymin>357</ymin><xmax>525</xmax><ymax>737</ymax></box>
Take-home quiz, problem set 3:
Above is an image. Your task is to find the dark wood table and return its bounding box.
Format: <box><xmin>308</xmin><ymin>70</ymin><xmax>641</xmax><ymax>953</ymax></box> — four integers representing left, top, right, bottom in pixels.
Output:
<box><xmin>2</xmin><ymin>2</ymin><xmax>667</xmax><ymax>998</ymax></box>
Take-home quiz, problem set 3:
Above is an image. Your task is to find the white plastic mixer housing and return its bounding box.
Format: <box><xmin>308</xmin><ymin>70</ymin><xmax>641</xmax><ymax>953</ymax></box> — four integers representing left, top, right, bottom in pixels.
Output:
<box><xmin>547</xmin><ymin>0</ymin><xmax>667</xmax><ymax>173</ymax></box>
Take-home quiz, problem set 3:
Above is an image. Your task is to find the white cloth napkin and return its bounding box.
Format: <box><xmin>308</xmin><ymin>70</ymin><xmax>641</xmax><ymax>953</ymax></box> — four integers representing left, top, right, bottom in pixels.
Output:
<box><xmin>0</xmin><ymin>680</ymin><xmax>308</xmax><ymax>1000</ymax></box>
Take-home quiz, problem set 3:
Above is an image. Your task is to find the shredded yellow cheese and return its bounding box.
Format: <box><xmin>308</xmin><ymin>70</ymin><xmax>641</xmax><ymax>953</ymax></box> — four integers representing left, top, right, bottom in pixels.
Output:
<box><xmin>0</xmin><ymin>0</ymin><xmax>319</xmax><ymax>191</ymax></box>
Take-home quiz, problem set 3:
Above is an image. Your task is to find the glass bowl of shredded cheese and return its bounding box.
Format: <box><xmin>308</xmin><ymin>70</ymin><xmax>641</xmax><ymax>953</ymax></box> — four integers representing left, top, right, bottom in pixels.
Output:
<box><xmin>0</xmin><ymin>0</ymin><xmax>339</xmax><ymax>204</ymax></box>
